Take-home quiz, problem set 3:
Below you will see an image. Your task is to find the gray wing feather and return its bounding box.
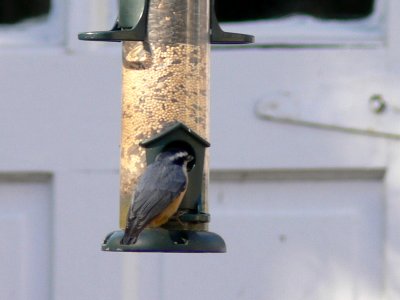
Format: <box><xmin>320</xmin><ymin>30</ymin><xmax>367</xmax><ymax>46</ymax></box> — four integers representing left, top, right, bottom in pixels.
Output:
<box><xmin>121</xmin><ymin>161</ymin><xmax>187</xmax><ymax>245</ymax></box>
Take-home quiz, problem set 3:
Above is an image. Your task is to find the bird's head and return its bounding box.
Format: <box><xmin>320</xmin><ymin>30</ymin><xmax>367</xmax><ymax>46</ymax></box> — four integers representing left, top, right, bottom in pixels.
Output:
<box><xmin>156</xmin><ymin>150</ymin><xmax>194</xmax><ymax>166</ymax></box>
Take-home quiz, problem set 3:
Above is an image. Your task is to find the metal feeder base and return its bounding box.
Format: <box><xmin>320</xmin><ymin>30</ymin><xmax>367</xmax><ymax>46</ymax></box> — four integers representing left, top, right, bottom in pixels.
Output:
<box><xmin>102</xmin><ymin>228</ymin><xmax>226</xmax><ymax>253</ymax></box>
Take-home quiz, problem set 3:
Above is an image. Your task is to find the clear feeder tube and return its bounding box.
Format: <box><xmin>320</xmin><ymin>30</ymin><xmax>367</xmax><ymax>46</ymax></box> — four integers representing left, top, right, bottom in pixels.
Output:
<box><xmin>119</xmin><ymin>0</ymin><xmax>210</xmax><ymax>228</ymax></box>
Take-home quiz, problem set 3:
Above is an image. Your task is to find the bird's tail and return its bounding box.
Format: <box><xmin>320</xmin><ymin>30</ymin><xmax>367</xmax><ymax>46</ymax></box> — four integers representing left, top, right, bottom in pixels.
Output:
<box><xmin>121</xmin><ymin>218</ymin><xmax>141</xmax><ymax>245</ymax></box>
<box><xmin>121</xmin><ymin>233</ymin><xmax>138</xmax><ymax>245</ymax></box>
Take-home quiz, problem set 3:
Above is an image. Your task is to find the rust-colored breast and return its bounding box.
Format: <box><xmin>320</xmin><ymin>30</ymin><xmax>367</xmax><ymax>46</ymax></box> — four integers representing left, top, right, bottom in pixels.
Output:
<box><xmin>148</xmin><ymin>188</ymin><xmax>186</xmax><ymax>228</ymax></box>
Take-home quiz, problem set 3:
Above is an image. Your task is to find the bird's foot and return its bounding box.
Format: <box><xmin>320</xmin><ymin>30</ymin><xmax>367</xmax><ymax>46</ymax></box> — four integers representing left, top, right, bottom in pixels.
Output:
<box><xmin>175</xmin><ymin>210</ymin><xmax>188</xmax><ymax>227</ymax></box>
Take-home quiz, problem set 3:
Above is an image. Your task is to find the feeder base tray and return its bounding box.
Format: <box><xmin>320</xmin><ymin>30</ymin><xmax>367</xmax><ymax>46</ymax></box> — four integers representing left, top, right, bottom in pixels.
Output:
<box><xmin>102</xmin><ymin>228</ymin><xmax>226</xmax><ymax>253</ymax></box>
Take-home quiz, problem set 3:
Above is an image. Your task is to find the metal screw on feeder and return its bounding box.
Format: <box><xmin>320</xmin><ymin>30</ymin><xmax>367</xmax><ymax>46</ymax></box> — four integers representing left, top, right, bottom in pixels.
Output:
<box><xmin>78</xmin><ymin>0</ymin><xmax>254</xmax><ymax>253</ymax></box>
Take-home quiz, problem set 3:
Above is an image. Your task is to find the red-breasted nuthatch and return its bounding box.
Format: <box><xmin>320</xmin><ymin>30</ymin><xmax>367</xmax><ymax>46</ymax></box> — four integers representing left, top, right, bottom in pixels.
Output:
<box><xmin>121</xmin><ymin>149</ymin><xmax>194</xmax><ymax>245</ymax></box>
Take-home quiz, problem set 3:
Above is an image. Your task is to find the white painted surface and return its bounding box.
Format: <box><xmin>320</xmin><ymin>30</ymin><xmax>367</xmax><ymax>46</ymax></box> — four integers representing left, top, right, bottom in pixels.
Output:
<box><xmin>0</xmin><ymin>177</ymin><xmax>51</xmax><ymax>300</ymax></box>
<box><xmin>143</xmin><ymin>178</ymin><xmax>383</xmax><ymax>300</ymax></box>
<box><xmin>1</xmin><ymin>0</ymin><xmax>400</xmax><ymax>299</ymax></box>
<box><xmin>52</xmin><ymin>171</ymin><xmax>123</xmax><ymax>300</ymax></box>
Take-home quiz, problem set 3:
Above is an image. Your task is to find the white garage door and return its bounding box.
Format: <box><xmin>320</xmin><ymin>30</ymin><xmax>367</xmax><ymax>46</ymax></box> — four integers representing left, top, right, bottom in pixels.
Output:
<box><xmin>129</xmin><ymin>171</ymin><xmax>384</xmax><ymax>300</ymax></box>
<box><xmin>0</xmin><ymin>174</ymin><xmax>51</xmax><ymax>300</ymax></box>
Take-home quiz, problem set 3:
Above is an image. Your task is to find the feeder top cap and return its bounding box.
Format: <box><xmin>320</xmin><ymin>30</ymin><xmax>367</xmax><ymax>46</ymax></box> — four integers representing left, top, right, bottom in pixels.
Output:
<box><xmin>140</xmin><ymin>122</ymin><xmax>210</xmax><ymax>148</ymax></box>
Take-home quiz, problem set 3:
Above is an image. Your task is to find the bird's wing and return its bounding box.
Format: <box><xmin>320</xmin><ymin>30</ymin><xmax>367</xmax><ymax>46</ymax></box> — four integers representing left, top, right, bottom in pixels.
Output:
<box><xmin>121</xmin><ymin>162</ymin><xmax>187</xmax><ymax>244</ymax></box>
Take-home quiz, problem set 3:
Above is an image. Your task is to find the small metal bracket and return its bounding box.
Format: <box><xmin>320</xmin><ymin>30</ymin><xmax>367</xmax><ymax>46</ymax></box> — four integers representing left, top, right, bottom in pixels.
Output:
<box><xmin>210</xmin><ymin>0</ymin><xmax>254</xmax><ymax>44</ymax></box>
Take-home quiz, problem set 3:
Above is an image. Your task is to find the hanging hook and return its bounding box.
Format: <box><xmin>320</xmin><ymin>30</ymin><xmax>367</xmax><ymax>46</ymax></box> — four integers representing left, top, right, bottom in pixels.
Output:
<box><xmin>78</xmin><ymin>0</ymin><xmax>149</xmax><ymax>42</ymax></box>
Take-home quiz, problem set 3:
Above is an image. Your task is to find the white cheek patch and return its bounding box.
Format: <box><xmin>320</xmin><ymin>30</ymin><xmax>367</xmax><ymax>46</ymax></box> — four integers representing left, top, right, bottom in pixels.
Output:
<box><xmin>169</xmin><ymin>151</ymin><xmax>189</xmax><ymax>161</ymax></box>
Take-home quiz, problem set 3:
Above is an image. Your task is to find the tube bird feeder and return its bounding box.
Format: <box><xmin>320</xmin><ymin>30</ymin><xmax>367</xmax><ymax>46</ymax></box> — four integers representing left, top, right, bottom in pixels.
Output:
<box><xmin>79</xmin><ymin>0</ymin><xmax>254</xmax><ymax>252</ymax></box>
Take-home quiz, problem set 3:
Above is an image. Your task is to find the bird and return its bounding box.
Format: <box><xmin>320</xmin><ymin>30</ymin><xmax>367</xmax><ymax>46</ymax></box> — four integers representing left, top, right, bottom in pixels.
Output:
<box><xmin>121</xmin><ymin>149</ymin><xmax>193</xmax><ymax>245</ymax></box>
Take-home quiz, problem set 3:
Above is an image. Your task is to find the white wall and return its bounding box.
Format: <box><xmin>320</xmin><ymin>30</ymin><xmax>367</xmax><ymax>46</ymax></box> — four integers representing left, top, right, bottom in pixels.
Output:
<box><xmin>1</xmin><ymin>1</ymin><xmax>400</xmax><ymax>299</ymax></box>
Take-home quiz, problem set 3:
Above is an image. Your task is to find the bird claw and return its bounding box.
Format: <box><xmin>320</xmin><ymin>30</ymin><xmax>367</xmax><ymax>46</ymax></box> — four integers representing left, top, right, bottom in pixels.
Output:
<box><xmin>175</xmin><ymin>211</ymin><xmax>187</xmax><ymax>226</ymax></box>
